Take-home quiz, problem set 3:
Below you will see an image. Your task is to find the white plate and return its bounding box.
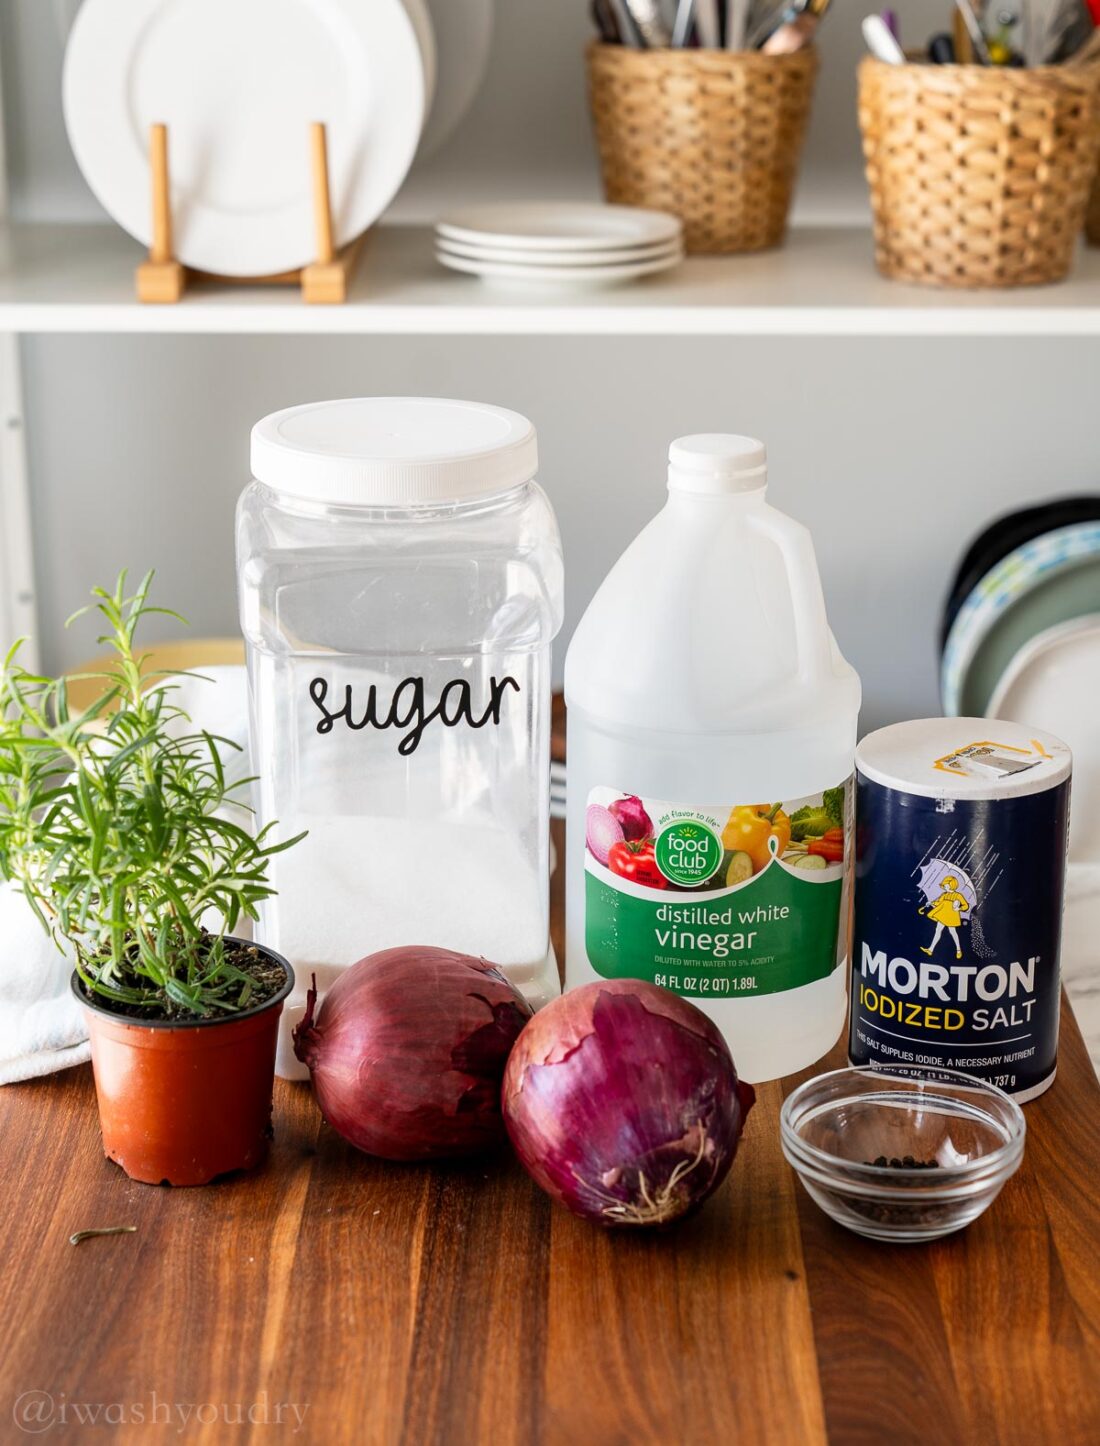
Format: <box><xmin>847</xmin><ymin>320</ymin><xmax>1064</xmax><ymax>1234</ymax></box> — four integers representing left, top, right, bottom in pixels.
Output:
<box><xmin>63</xmin><ymin>0</ymin><xmax>429</xmax><ymax>278</ymax></box>
<box><xmin>420</xmin><ymin>0</ymin><xmax>494</xmax><ymax>159</ymax></box>
<box><xmin>436</xmin><ymin>235</ymin><xmax>684</xmax><ymax>267</ymax></box>
<box><xmin>404</xmin><ymin>0</ymin><xmax>439</xmax><ymax>136</ymax></box>
<box><xmin>436</xmin><ymin>202</ymin><xmax>682</xmax><ymax>253</ymax></box>
<box><xmin>987</xmin><ymin>614</ymin><xmax>1100</xmax><ymax>863</ymax></box>
<box><xmin>941</xmin><ymin>521</ymin><xmax>1100</xmax><ymax>716</ymax></box>
<box><xmin>434</xmin><ymin>248</ymin><xmax>682</xmax><ymax>284</ymax></box>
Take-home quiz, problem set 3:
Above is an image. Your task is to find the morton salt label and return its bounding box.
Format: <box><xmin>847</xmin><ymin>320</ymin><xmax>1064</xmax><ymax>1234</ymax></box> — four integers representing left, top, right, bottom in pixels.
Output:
<box><xmin>849</xmin><ymin>720</ymin><xmax>1071</xmax><ymax>1103</ymax></box>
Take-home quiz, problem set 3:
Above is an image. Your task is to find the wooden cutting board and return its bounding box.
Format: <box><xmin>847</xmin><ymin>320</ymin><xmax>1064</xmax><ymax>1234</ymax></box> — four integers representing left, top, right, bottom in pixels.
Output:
<box><xmin>1</xmin><ymin>818</ymin><xmax>1098</xmax><ymax>1445</ymax></box>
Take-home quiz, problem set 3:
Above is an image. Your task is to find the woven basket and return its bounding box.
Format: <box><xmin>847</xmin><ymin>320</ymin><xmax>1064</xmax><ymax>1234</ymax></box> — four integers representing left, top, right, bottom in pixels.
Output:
<box><xmin>587</xmin><ymin>43</ymin><xmax>818</xmax><ymax>255</ymax></box>
<box><xmin>1086</xmin><ymin>167</ymin><xmax>1100</xmax><ymax>246</ymax></box>
<box><xmin>859</xmin><ymin>57</ymin><xmax>1100</xmax><ymax>288</ymax></box>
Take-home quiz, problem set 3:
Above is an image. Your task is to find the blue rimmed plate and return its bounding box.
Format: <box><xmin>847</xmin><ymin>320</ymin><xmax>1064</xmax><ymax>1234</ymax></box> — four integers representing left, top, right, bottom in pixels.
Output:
<box><xmin>942</xmin><ymin>521</ymin><xmax>1100</xmax><ymax>717</ymax></box>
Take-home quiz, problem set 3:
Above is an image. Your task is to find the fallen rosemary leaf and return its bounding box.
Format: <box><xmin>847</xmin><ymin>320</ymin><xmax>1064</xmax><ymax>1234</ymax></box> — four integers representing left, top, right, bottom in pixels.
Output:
<box><xmin>69</xmin><ymin>1225</ymin><xmax>137</xmax><ymax>1247</ymax></box>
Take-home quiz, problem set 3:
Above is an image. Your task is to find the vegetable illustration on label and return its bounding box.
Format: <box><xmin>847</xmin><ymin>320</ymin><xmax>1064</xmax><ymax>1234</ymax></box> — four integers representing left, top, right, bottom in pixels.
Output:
<box><xmin>608</xmin><ymin>838</ymin><xmax>667</xmax><ymax>889</ymax></box>
<box><xmin>584</xmin><ymin>783</ymin><xmax>850</xmax><ymax>1000</ymax></box>
<box><xmin>586</xmin><ymin>804</ymin><xmax>624</xmax><ymax>866</ymax></box>
<box><xmin>721</xmin><ymin>804</ymin><xmax>791</xmax><ymax>875</ymax></box>
<box><xmin>608</xmin><ymin>794</ymin><xmax>653</xmax><ymax>842</ymax></box>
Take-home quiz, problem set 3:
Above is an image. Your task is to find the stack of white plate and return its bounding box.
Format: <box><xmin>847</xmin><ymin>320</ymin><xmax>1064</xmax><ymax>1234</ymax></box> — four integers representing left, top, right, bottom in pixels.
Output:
<box><xmin>434</xmin><ymin>203</ymin><xmax>684</xmax><ymax>285</ymax></box>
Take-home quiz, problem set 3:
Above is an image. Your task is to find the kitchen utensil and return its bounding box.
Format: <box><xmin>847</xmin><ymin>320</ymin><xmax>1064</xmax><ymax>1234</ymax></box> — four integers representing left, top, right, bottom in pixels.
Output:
<box><xmin>436</xmin><ymin>202</ymin><xmax>682</xmax><ymax>252</ymax></box>
<box><xmin>607</xmin><ymin>0</ymin><xmax>646</xmax><ymax>45</ymax></box>
<box><xmin>862</xmin><ymin>14</ymin><xmax>906</xmax><ymax>62</ymax></box>
<box><xmin>434</xmin><ymin>249</ymin><xmax>683</xmax><ymax>284</ymax></box>
<box><xmin>696</xmin><ymin>0</ymin><xmax>723</xmax><ymax>46</ymax></box>
<box><xmin>63</xmin><ymin>0</ymin><xmax>430</xmax><ymax>278</ymax></box>
<box><xmin>419</xmin><ymin>0</ymin><xmax>494</xmax><ymax>158</ymax></box>
<box><xmin>623</xmin><ymin>0</ymin><xmax>673</xmax><ymax>45</ymax></box>
<box><xmin>747</xmin><ymin>0</ymin><xmax>793</xmax><ymax>48</ymax></box>
<box><xmin>929</xmin><ymin>32</ymin><xmax>957</xmax><ymax>61</ymax></box>
<box><xmin>954</xmin><ymin>4</ymin><xmax>975</xmax><ymax>61</ymax></box>
<box><xmin>725</xmin><ymin>0</ymin><xmax>750</xmax><ymax>48</ymax></box>
<box><xmin>759</xmin><ymin>0</ymin><xmax>831</xmax><ymax>50</ymax></box>
<box><xmin>1067</xmin><ymin>27</ymin><xmax>1100</xmax><ymax>65</ymax></box>
<box><xmin>955</xmin><ymin>0</ymin><xmax>993</xmax><ymax>61</ymax></box>
<box><xmin>782</xmin><ymin>1066</ymin><xmax>1026</xmax><ymax>1243</ymax></box>
<box><xmin>592</xmin><ymin>0</ymin><xmax>622</xmax><ymax>42</ymax></box>
<box><xmin>1035</xmin><ymin>0</ymin><xmax>1095</xmax><ymax>61</ymax></box>
<box><xmin>987</xmin><ymin>615</ymin><xmax>1100</xmax><ymax>862</ymax></box>
<box><xmin>941</xmin><ymin>521</ymin><xmax>1100</xmax><ymax>715</ymax></box>
<box><xmin>672</xmin><ymin>0</ymin><xmax>698</xmax><ymax>46</ymax></box>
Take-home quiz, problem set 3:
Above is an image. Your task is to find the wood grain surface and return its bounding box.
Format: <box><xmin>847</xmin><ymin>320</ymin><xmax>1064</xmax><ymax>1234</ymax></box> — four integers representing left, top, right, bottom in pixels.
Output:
<box><xmin>1</xmin><ymin>820</ymin><xmax>1098</xmax><ymax>1446</ymax></box>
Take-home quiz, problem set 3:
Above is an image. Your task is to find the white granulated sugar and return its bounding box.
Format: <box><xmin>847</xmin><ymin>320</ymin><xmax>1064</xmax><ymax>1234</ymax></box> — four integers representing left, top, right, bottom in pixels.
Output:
<box><xmin>265</xmin><ymin>813</ymin><xmax>547</xmax><ymax>970</ymax></box>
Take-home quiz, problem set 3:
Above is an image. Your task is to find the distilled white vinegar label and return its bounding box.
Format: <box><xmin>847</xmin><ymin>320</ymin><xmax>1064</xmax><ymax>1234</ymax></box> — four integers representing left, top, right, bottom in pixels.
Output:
<box><xmin>583</xmin><ymin>783</ymin><xmax>850</xmax><ymax>999</ymax></box>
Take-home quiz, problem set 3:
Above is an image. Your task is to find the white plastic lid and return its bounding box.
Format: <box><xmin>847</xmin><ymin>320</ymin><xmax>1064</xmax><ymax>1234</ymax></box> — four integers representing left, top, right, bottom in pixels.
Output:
<box><xmin>857</xmin><ymin>717</ymin><xmax>1072</xmax><ymax>801</ymax></box>
<box><xmin>250</xmin><ymin>397</ymin><xmax>538</xmax><ymax>506</ymax></box>
<box><xmin>668</xmin><ymin>434</ymin><xmax>767</xmax><ymax>494</ymax></box>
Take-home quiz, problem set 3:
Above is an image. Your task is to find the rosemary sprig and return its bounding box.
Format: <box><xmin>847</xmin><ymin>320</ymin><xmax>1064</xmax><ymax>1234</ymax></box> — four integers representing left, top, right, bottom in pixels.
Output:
<box><xmin>0</xmin><ymin>571</ymin><xmax>302</xmax><ymax>1019</ymax></box>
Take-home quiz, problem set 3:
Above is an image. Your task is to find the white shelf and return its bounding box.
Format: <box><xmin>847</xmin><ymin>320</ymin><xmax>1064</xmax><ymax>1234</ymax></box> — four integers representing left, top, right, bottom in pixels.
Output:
<box><xmin>2</xmin><ymin>222</ymin><xmax>1100</xmax><ymax>336</ymax></box>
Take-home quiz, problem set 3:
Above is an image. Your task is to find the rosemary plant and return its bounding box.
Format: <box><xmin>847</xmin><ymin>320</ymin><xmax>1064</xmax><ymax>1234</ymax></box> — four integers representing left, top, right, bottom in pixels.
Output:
<box><xmin>0</xmin><ymin>572</ymin><xmax>301</xmax><ymax>1019</ymax></box>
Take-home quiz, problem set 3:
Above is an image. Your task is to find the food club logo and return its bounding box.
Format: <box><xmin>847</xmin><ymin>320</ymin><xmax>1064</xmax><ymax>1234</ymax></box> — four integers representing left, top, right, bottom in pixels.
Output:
<box><xmin>655</xmin><ymin>821</ymin><xmax>723</xmax><ymax>888</ymax></box>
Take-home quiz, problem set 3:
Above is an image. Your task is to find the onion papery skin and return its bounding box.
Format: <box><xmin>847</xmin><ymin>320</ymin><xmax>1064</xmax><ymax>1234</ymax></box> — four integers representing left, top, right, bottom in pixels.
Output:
<box><xmin>609</xmin><ymin>794</ymin><xmax>654</xmax><ymax>842</ymax></box>
<box><xmin>503</xmin><ymin>981</ymin><xmax>754</xmax><ymax>1227</ymax></box>
<box><xmin>293</xmin><ymin>947</ymin><xmax>532</xmax><ymax>1162</ymax></box>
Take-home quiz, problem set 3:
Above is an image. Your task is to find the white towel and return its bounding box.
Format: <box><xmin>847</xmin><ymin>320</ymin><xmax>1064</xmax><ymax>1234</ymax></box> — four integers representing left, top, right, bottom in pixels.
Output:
<box><xmin>0</xmin><ymin>666</ymin><xmax>251</xmax><ymax>1084</ymax></box>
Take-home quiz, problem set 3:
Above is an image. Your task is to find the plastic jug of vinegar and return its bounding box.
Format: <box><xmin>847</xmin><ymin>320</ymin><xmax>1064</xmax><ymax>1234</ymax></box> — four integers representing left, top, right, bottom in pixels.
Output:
<box><xmin>564</xmin><ymin>435</ymin><xmax>861</xmax><ymax>1082</ymax></box>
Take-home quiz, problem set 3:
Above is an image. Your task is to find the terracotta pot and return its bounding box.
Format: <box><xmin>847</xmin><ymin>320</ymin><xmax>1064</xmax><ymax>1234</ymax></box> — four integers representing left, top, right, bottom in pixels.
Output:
<box><xmin>73</xmin><ymin>942</ymin><xmax>293</xmax><ymax>1186</ymax></box>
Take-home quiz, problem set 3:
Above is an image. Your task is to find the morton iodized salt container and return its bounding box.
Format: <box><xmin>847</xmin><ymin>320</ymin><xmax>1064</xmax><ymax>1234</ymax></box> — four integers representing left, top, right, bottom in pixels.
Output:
<box><xmin>849</xmin><ymin>718</ymin><xmax>1071</xmax><ymax>1103</ymax></box>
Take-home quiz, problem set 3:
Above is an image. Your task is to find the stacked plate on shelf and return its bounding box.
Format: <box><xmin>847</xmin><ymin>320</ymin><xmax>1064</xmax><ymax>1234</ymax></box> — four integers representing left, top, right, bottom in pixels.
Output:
<box><xmin>434</xmin><ymin>203</ymin><xmax>684</xmax><ymax>285</ymax></box>
<box><xmin>941</xmin><ymin>497</ymin><xmax>1100</xmax><ymax>866</ymax></box>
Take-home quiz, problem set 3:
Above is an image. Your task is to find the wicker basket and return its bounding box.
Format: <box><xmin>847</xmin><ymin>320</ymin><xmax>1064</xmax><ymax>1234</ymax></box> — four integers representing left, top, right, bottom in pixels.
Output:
<box><xmin>1086</xmin><ymin>168</ymin><xmax>1100</xmax><ymax>246</ymax></box>
<box><xmin>859</xmin><ymin>57</ymin><xmax>1100</xmax><ymax>288</ymax></box>
<box><xmin>587</xmin><ymin>43</ymin><xmax>818</xmax><ymax>255</ymax></box>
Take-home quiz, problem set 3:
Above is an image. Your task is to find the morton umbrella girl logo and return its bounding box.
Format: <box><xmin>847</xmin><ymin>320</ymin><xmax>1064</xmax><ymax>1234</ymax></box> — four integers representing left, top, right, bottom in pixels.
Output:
<box><xmin>916</xmin><ymin>860</ymin><xmax>978</xmax><ymax>960</ymax></box>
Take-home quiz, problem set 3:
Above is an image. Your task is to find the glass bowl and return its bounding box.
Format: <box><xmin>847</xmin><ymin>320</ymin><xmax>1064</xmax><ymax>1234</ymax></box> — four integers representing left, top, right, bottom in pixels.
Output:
<box><xmin>780</xmin><ymin>1065</ymin><xmax>1026</xmax><ymax>1243</ymax></box>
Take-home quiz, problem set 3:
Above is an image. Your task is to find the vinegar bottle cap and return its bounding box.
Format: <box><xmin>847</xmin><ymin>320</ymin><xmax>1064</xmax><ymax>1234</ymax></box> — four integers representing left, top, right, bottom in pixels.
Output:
<box><xmin>668</xmin><ymin>434</ymin><xmax>767</xmax><ymax>494</ymax></box>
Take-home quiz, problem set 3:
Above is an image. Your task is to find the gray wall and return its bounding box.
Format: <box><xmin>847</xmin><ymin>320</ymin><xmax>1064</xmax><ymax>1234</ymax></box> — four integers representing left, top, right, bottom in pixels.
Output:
<box><xmin>23</xmin><ymin>333</ymin><xmax>1100</xmax><ymax>732</ymax></box>
<box><xmin>5</xmin><ymin>3</ymin><xmax>1100</xmax><ymax>732</ymax></box>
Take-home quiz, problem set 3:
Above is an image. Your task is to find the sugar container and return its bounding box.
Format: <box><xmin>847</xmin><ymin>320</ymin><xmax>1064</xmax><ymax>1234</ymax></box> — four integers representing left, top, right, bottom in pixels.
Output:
<box><xmin>237</xmin><ymin>398</ymin><xmax>564</xmax><ymax>1076</ymax></box>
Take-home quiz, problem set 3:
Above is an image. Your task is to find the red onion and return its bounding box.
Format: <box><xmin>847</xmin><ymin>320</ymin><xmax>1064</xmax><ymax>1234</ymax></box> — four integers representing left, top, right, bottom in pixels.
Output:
<box><xmin>586</xmin><ymin>803</ymin><xmax>625</xmax><ymax>865</ymax></box>
<box><xmin>293</xmin><ymin>947</ymin><xmax>532</xmax><ymax>1161</ymax></box>
<box><xmin>609</xmin><ymin>794</ymin><xmax>654</xmax><ymax>842</ymax></box>
<box><xmin>503</xmin><ymin>981</ymin><xmax>754</xmax><ymax>1227</ymax></box>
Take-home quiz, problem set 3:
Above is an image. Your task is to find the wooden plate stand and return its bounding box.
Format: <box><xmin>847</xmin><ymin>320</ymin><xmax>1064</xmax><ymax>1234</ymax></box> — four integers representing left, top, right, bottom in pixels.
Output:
<box><xmin>135</xmin><ymin>121</ymin><xmax>366</xmax><ymax>304</ymax></box>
